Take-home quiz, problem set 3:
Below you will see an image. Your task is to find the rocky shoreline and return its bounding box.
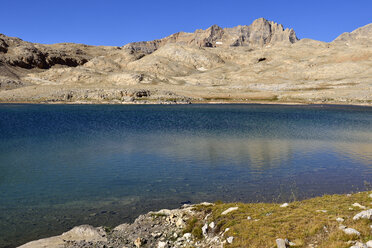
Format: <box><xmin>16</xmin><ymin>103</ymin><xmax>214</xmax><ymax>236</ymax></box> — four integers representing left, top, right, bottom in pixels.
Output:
<box><xmin>19</xmin><ymin>192</ymin><xmax>372</xmax><ymax>248</ymax></box>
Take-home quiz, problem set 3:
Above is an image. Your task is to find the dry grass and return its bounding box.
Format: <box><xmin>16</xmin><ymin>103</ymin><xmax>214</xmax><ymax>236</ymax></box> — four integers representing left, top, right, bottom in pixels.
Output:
<box><xmin>192</xmin><ymin>191</ymin><xmax>372</xmax><ymax>248</ymax></box>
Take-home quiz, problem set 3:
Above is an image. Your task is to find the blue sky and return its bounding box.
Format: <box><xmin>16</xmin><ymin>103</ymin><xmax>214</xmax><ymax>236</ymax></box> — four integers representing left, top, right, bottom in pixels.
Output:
<box><xmin>1</xmin><ymin>0</ymin><xmax>371</xmax><ymax>46</ymax></box>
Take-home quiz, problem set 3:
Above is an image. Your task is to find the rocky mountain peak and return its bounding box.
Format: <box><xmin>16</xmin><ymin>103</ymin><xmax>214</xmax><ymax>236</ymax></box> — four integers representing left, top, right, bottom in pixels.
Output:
<box><xmin>334</xmin><ymin>23</ymin><xmax>372</xmax><ymax>46</ymax></box>
<box><xmin>123</xmin><ymin>18</ymin><xmax>299</xmax><ymax>53</ymax></box>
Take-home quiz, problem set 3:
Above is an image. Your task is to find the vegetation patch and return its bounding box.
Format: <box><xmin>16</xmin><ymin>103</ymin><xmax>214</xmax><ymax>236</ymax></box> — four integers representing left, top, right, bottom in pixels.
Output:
<box><xmin>192</xmin><ymin>191</ymin><xmax>372</xmax><ymax>248</ymax></box>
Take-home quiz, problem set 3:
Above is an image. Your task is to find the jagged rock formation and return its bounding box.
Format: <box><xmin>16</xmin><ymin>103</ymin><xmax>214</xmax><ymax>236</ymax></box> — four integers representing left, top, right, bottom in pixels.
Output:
<box><xmin>0</xmin><ymin>18</ymin><xmax>372</xmax><ymax>105</ymax></box>
<box><xmin>124</xmin><ymin>18</ymin><xmax>299</xmax><ymax>53</ymax></box>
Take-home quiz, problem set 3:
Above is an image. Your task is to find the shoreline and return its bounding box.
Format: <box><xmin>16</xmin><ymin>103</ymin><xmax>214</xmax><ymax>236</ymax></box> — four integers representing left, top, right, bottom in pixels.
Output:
<box><xmin>18</xmin><ymin>191</ymin><xmax>372</xmax><ymax>248</ymax></box>
<box><xmin>1</xmin><ymin>100</ymin><xmax>372</xmax><ymax>108</ymax></box>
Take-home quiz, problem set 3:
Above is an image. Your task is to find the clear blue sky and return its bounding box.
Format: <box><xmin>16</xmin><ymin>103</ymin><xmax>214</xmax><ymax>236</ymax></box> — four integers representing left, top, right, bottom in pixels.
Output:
<box><xmin>2</xmin><ymin>0</ymin><xmax>371</xmax><ymax>46</ymax></box>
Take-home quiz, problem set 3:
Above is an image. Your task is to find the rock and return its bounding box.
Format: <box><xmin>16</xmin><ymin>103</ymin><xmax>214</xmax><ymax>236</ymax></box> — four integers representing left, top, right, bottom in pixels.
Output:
<box><xmin>336</xmin><ymin>217</ymin><xmax>345</xmax><ymax>222</ymax></box>
<box><xmin>366</xmin><ymin>240</ymin><xmax>372</xmax><ymax>248</ymax></box>
<box><xmin>134</xmin><ymin>237</ymin><xmax>143</xmax><ymax>247</ymax></box>
<box><xmin>202</xmin><ymin>223</ymin><xmax>208</xmax><ymax>237</ymax></box>
<box><xmin>316</xmin><ymin>210</ymin><xmax>327</xmax><ymax>213</ymax></box>
<box><xmin>124</xmin><ymin>18</ymin><xmax>298</xmax><ymax>54</ymax></box>
<box><xmin>276</xmin><ymin>238</ymin><xmax>288</xmax><ymax>248</ymax></box>
<box><xmin>369</xmin><ymin>193</ymin><xmax>372</xmax><ymax>198</ymax></box>
<box><xmin>227</xmin><ymin>236</ymin><xmax>234</xmax><ymax>244</ymax></box>
<box><xmin>61</xmin><ymin>225</ymin><xmax>107</xmax><ymax>242</ymax></box>
<box><xmin>353</xmin><ymin>209</ymin><xmax>372</xmax><ymax>220</ymax></box>
<box><xmin>157</xmin><ymin>241</ymin><xmax>167</xmax><ymax>248</ymax></box>
<box><xmin>209</xmin><ymin>222</ymin><xmax>215</xmax><ymax>229</ymax></box>
<box><xmin>221</xmin><ymin>207</ymin><xmax>239</xmax><ymax>215</ymax></box>
<box><xmin>247</xmin><ymin>216</ymin><xmax>252</xmax><ymax>220</ymax></box>
<box><xmin>343</xmin><ymin>227</ymin><xmax>361</xmax><ymax>236</ymax></box>
<box><xmin>175</xmin><ymin>218</ymin><xmax>185</xmax><ymax>228</ymax></box>
<box><xmin>352</xmin><ymin>203</ymin><xmax>367</xmax><ymax>209</ymax></box>
<box><xmin>280</xmin><ymin>203</ymin><xmax>289</xmax><ymax>208</ymax></box>
<box><xmin>350</xmin><ymin>242</ymin><xmax>368</xmax><ymax>248</ymax></box>
<box><xmin>183</xmin><ymin>233</ymin><xmax>192</xmax><ymax>240</ymax></box>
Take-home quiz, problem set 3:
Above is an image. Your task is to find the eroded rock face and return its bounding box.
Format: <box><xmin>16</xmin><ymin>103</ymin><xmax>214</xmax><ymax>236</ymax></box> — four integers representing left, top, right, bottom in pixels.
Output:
<box><xmin>124</xmin><ymin>18</ymin><xmax>299</xmax><ymax>53</ymax></box>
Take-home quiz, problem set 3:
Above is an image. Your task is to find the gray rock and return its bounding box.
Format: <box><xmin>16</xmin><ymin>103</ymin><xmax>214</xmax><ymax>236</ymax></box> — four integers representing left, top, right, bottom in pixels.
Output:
<box><xmin>343</xmin><ymin>227</ymin><xmax>361</xmax><ymax>236</ymax></box>
<box><xmin>276</xmin><ymin>238</ymin><xmax>288</xmax><ymax>248</ymax></box>
<box><xmin>157</xmin><ymin>241</ymin><xmax>167</xmax><ymax>248</ymax></box>
<box><xmin>353</xmin><ymin>209</ymin><xmax>372</xmax><ymax>220</ymax></box>
<box><xmin>227</xmin><ymin>236</ymin><xmax>234</xmax><ymax>244</ymax></box>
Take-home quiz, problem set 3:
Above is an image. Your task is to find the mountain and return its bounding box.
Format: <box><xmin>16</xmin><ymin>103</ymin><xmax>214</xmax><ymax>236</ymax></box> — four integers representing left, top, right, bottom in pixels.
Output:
<box><xmin>0</xmin><ymin>18</ymin><xmax>371</xmax><ymax>105</ymax></box>
<box><xmin>333</xmin><ymin>23</ymin><xmax>372</xmax><ymax>46</ymax></box>
<box><xmin>124</xmin><ymin>18</ymin><xmax>299</xmax><ymax>53</ymax></box>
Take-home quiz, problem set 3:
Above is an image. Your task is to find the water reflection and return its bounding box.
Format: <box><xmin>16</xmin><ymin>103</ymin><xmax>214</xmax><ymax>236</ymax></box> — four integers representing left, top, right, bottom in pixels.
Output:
<box><xmin>0</xmin><ymin>104</ymin><xmax>371</xmax><ymax>248</ymax></box>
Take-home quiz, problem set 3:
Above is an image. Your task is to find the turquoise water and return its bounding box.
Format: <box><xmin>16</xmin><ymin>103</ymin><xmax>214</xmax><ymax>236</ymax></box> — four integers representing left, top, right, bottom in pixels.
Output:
<box><xmin>0</xmin><ymin>104</ymin><xmax>371</xmax><ymax>247</ymax></box>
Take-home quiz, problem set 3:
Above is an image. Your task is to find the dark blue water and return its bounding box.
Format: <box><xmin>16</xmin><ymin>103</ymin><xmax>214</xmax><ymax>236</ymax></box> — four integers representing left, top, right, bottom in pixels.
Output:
<box><xmin>0</xmin><ymin>104</ymin><xmax>371</xmax><ymax>247</ymax></box>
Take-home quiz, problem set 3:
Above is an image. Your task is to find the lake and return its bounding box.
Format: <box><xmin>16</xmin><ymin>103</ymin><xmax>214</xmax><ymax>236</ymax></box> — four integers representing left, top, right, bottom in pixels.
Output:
<box><xmin>0</xmin><ymin>104</ymin><xmax>371</xmax><ymax>247</ymax></box>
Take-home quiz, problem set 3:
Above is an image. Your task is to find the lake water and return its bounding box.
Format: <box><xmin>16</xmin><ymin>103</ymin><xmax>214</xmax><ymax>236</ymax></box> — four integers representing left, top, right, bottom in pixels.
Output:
<box><xmin>0</xmin><ymin>104</ymin><xmax>371</xmax><ymax>247</ymax></box>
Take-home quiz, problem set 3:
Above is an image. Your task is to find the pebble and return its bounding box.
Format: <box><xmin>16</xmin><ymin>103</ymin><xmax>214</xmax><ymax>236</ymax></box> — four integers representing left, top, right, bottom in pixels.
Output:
<box><xmin>227</xmin><ymin>236</ymin><xmax>234</xmax><ymax>244</ymax></box>
<box><xmin>336</xmin><ymin>217</ymin><xmax>344</xmax><ymax>222</ymax></box>
<box><xmin>247</xmin><ymin>216</ymin><xmax>252</xmax><ymax>220</ymax></box>
<box><xmin>209</xmin><ymin>222</ymin><xmax>215</xmax><ymax>229</ymax></box>
<box><xmin>280</xmin><ymin>203</ymin><xmax>289</xmax><ymax>208</ymax></box>
<box><xmin>134</xmin><ymin>237</ymin><xmax>142</xmax><ymax>248</ymax></box>
<box><xmin>221</xmin><ymin>207</ymin><xmax>239</xmax><ymax>215</ymax></box>
<box><xmin>183</xmin><ymin>233</ymin><xmax>192</xmax><ymax>240</ymax></box>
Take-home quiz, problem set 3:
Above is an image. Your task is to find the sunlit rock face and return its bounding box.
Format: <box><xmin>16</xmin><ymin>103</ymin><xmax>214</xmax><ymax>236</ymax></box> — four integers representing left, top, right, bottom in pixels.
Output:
<box><xmin>124</xmin><ymin>18</ymin><xmax>299</xmax><ymax>53</ymax></box>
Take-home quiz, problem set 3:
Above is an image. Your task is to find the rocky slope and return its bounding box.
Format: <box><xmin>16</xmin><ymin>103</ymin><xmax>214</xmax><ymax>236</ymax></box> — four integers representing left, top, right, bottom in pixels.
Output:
<box><xmin>18</xmin><ymin>191</ymin><xmax>372</xmax><ymax>248</ymax></box>
<box><xmin>0</xmin><ymin>18</ymin><xmax>371</xmax><ymax>105</ymax></box>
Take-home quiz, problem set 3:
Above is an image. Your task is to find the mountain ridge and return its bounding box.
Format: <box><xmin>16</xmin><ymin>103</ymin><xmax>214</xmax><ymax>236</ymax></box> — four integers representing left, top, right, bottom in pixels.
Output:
<box><xmin>123</xmin><ymin>18</ymin><xmax>299</xmax><ymax>53</ymax></box>
<box><xmin>0</xmin><ymin>18</ymin><xmax>371</xmax><ymax>105</ymax></box>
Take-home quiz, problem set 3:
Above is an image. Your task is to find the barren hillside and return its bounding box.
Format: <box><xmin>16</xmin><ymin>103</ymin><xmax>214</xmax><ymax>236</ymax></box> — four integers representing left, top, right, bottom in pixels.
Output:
<box><xmin>0</xmin><ymin>18</ymin><xmax>371</xmax><ymax>105</ymax></box>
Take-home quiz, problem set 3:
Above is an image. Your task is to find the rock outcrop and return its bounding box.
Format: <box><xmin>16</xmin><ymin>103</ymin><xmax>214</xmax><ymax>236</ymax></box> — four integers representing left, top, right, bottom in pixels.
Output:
<box><xmin>124</xmin><ymin>18</ymin><xmax>299</xmax><ymax>53</ymax></box>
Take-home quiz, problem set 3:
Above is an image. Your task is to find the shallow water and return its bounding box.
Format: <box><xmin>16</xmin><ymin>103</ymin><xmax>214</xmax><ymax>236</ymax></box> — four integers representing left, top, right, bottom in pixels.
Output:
<box><xmin>0</xmin><ymin>104</ymin><xmax>371</xmax><ymax>247</ymax></box>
